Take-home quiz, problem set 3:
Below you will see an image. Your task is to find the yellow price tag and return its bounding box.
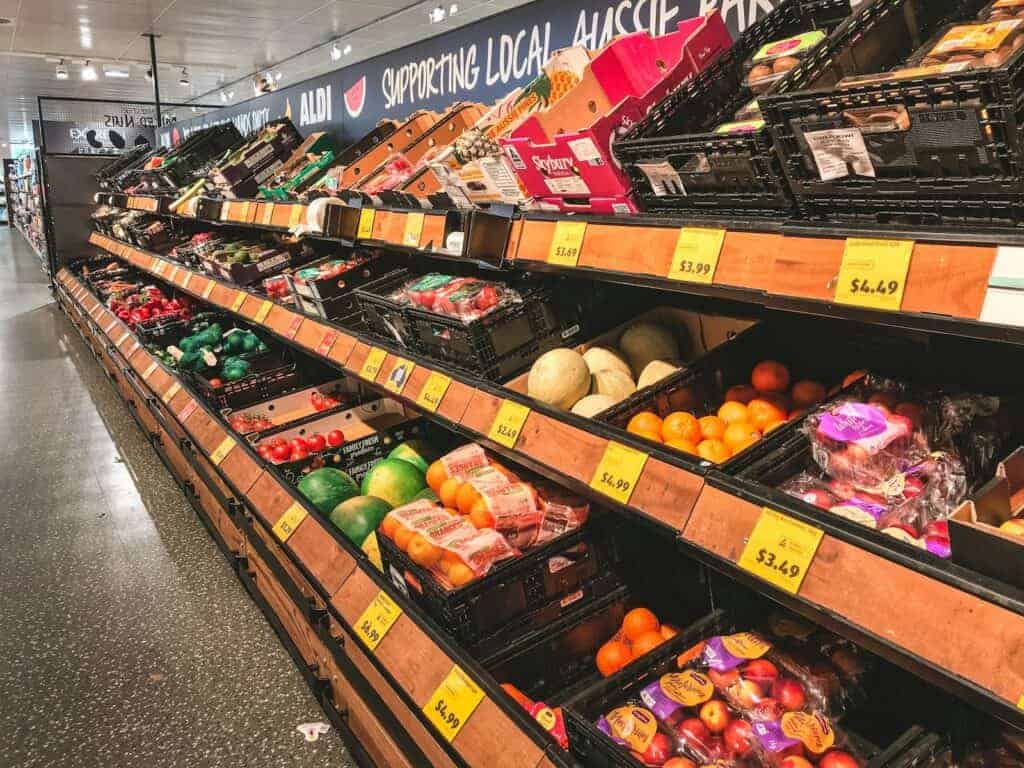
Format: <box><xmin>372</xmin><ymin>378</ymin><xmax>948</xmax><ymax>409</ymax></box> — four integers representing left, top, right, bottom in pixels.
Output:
<box><xmin>547</xmin><ymin>221</ymin><xmax>587</xmax><ymax>267</ymax></box>
<box><xmin>589</xmin><ymin>441</ymin><xmax>648</xmax><ymax>505</ymax></box>
<box><xmin>182</xmin><ymin>272</ymin><xmax>192</xmax><ymax>291</ymax></box>
<box><xmin>668</xmin><ymin>227</ymin><xmax>725</xmax><ymax>285</ymax></box>
<box><xmin>403</xmin><ymin>212</ymin><xmax>425</xmax><ymax>248</ymax></box>
<box><xmin>416</xmin><ymin>372</ymin><xmax>452</xmax><ymax>413</ymax></box>
<box><xmin>272</xmin><ymin>502</ymin><xmax>308</xmax><ymax>542</ymax></box>
<box><xmin>254</xmin><ymin>300</ymin><xmax>273</xmax><ymax>324</ymax></box>
<box><xmin>230</xmin><ymin>292</ymin><xmax>246</xmax><ymax>313</ymax></box>
<box><xmin>737</xmin><ymin>507</ymin><xmax>825</xmax><ymax>595</ymax></box>
<box><xmin>384</xmin><ymin>358</ymin><xmax>415</xmax><ymax>395</ymax></box>
<box><xmin>357</xmin><ymin>208</ymin><xmax>376</xmax><ymax>240</ymax></box>
<box><xmin>261</xmin><ymin>203</ymin><xmax>275</xmax><ymax>226</ymax></box>
<box><xmin>834</xmin><ymin>238</ymin><xmax>914</xmax><ymax>312</ymax></box>
<box><xmin>161</xmin><ymin>381</ymin><xmax>181</xmax><ymax>404</ymax></box>
<box><xmin>488</xmin><ymin>400</ymin><xmax>531</xmax><ymax>449</ymax></box>
<box><xmin>1018</xmin><ymin>695</ymin><xmax>1024</xmax><ymax>711</ymax></box>
<box><xmin>142</xmin><ymin>361</ymin><xmax>158</xmax><ymax>380</ymax></box>
<box><xmin>362</xmin><ymin>531</ymin><xmax>383</xmax><ymax>570</ymax></box>
<box><xmin>288</xmin><ymin>205</ymin><xmax>305</xmax><ymax>228</ymax></box>
<box><xmin>360</xmin><ymin>347</ymin><xmax>387</xmax><ymax>381</ymax></box>
<box><xmin>202</xmin><ymin>280</ymin><xmax>216</xmax><ymax>300</ymax></box>
<box><xmin>354</xmin><ymin>590</ymin><xmax>403</xmax><ymax>651</ymax></box>
<box><xmin>209</xmin><ymin>436</ymin><xmax>236</xmax><ymax>466</ymax></box>
<box><xmin>423</xmin><ymin>666</ymin><xmax>485</xmax><ymax>742</ymax></box>
<box><xmin>239</xmin><ymin>201</ymin><xmax>251</xmax><ymax>222</ymax></box>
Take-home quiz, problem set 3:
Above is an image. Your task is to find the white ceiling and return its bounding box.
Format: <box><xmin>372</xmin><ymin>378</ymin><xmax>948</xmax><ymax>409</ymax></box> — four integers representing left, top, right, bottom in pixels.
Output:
<box><xmin>0</xmin><ymin>0</ymin><xmax>533</xmax><ymax>150</ymax></box>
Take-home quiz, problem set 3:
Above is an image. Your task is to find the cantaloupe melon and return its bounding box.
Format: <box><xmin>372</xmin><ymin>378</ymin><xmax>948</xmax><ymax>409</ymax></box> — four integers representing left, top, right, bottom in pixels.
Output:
<box><xmin>527</xmin><ymin>349</ymin><xmax>591</xmax><ymax>410</ymax></box>
<box><xmin>591</xmin><ymin>369</ymin><xmax>636</xmax><ymax>401</ymax></box>
<box><xmin>638</xmin><ymin>360</ymin><xmax>680</xmax><ymax>389</ymax></box>
<box><xmin>571</xmin><ymin>394</ymin><xmax>617</xmax><ymax>418</ymax></box>
<box><xmin>583</xmin><ymin>347</ymin><xmax>632</xmax><ymax>379</ymax></box>
<box><xmin>619</xmin><ymin>323</ymin><xmax>679</xmax><ymax>377</ymax></box>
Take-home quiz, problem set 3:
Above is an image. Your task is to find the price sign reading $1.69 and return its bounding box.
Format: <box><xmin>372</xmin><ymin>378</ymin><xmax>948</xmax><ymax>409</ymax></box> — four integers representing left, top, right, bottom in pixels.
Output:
<box><xmin>737</xmin><ymin>507</ymin><xmax>825</xmax><ymax>594</ymax></box>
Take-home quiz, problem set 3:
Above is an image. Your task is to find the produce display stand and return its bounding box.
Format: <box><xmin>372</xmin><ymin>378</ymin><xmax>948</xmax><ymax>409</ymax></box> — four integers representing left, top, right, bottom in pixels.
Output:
<box><xmin>78</xmin><ymin>222</ymin><xmax>1024</xmax><ymax>744</ymax></box>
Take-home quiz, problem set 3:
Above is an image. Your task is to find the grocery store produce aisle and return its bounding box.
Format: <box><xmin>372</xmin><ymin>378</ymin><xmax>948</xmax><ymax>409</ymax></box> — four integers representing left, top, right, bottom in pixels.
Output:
<box><xmin>0</xmin><ymin>229</ymin><xmax>353</xmax><ymax>767</ymax></box>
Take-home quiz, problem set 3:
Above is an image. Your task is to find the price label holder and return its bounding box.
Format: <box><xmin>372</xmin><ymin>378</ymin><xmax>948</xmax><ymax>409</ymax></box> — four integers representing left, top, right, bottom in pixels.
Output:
<box><xmin>668</xmin><ymin>227</ymin><xmax>725</xmax><ymax>285</ymax></box>
<box><xmin>254</xmin><ymin>300</ymin><xmax>273</xmax><ymax>324</ymax></box>
<box><xmin>161</xmin><ymin>381</ymin><xmax>181</xmax><ymax>404</ymax></box>
<box><xmin>239</xmin><ymin>201</ymin><xmax>251</xmax><ymax>222</ymax></box>
<box><xmin>261</xmin><ymin>203</ymin><xmax>276</xmax><ymax>226</ymax></box>
<box><xmin>834</xmin><ymin>238</ymin><xmax>914</xmax><ymax>312</ymax></box>
<box><xmin>230</xmin><ymin>292</ymin><xmax>246</xmax><ymax>313</ymax></box>
<box><xmin>202</xmin><ymin>280</ymin><xmax>216</xmax><ymax>300</ymax></box>
<box><xmin>353</xmin><ymin>591</ymin><xmax>403</xmax><ymax>651</ymax></box>
<box><xmin>209</xmin><ymin>436</ymin><xmax>236</xmax><ymax>467</ymax></box>
<box><xmin>152</xmin><ymin>259</ymin><xmax>165</xmax><ymax>276</ymax></box>
<box><xmin>487</xmin><ymin>400</ymin><xmax>531</xmax><ymax>449</ymax></box>
<box><xmin>360</xmin><ymin>347</ymin><xmax>387</xmax><ymax>381</ymax></box>
<box><xmin>220</xmin><ymin>202</ymin><xmax>232</xmax><ymax>222</ymax></box>
<box><xmin>403</xmin><ymin>212</ymin><xmax>425</xmax><ymax>248</ymax></box>
<box><xmin>384</xmin><ymin>358</ymin><xmax>415</xmax><ymax>395</ymax></box>
<box><xmin>589</xmin><ymin>441</ymin><xmax>648</xmax><ymax>505</ymax></box>
<box><xmin>423</xmin><ymin>665</ymin><xmax>485</xmax><ymax>742</ymax></box>
<box><xmin>284</xmin><ymin>315</ymin><xmax>303</xmax><ymax>340</ymax></box>
<box><xmin>316</xmin><ymin>330</ymin><xmax>338</xmax><ymax>357</ymax></box>
<box><xmin>116</xmin><ymin>332</ymin><xmax>131</xmax><ymax>348</ymax></box>
<box><xmin>142</xmin><ymin>361</ymin><xmax>158</xmax><ymax>380</ymax></box>
<box><xmin>178</xmin><ymin>399</ymin><xmax>198</xmax><ymax>423</ymax></box>
<box><xmin>168</xmin><ymin>266</ymin><xmax>180</xmax><ymax>285</ymax></box>
<box><xmin>737</xmin><ymin>507</ymin><xmax>824</xmax><ymax>595</ymax></box>
<box><xmin>182</xmin><ymin>272</ymin><xmax>192</xmax><ymax>291</ymax></box>
<box><xmin>289</xmin><ymin>205</ymin><xmax>305</xmax><ymax>228</ymax></box>
<box><xmin>416</xmin><ymin>372</ymin><xmax>452</xmax><ymax>413</ymax></box>
<box><xmin>547</xmin><ymin>221</ymin><xmax>587</xmax><ymax>267</ymax></box>
<box><xmin>272</xmin><ymin>502</ymin><xmax>308</xmax><ymax>543</ymax></box>
<box><xmin>357</xmin><ymin>208</ymin><xmax>376</xmax><ymax>240</ymax></box>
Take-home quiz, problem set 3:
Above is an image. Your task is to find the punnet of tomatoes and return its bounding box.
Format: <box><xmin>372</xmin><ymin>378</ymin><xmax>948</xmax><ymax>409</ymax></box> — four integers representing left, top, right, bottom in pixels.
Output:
<box><xmin>256</xmin><ymin>430</ymin><xmax>345</xmax><ymax>464</ymax></box>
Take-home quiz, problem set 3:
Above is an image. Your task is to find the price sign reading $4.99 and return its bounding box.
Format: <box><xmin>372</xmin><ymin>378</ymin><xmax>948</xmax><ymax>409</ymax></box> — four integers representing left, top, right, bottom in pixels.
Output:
<box><xmin>737</xmin><ymin>507</ymin><xmax>825</xmax><ymax>594</ymax></box>
<box><xmin>423</xmin><ymin>665</ymin><xmax>485</xmax><ymax>742</ymax></box>
<box><xmin>353</xmin><ymin>590</ymin><xmax>403</xmax><ymax>651</ymax></box>
<box><xmin>589</xmin><ymin>441</ymin><xmax>649</xmax><ymax>505</ymax></box>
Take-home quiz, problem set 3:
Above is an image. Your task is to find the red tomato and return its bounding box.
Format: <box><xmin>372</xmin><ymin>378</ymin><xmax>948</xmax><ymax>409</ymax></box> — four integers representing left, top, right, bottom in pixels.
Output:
<box><xmin>306</xmin><ymin>433</ymin><xmax>326</xmax><ymax>452</ymax></box>
<box><xmin>326</xmin><ymin>429</ymin><xmax>345</xmax><ymax>448</ymax></box>
<box><xmin>310</xmin><ymin>391</ymin><xmax>326</xmax><ymax>411</ymax></box>
<box><xmin>292</xmin><ymin>445</ymin><xmax>310</xmax><ymax>461</ymax></box>
<box><xmin>290</xmin><ymin>438</ymin><xmax>308</xmax><ymax>453</ymax></box>
<box><xmin>208</xmin><ymin>378</ymin><xmax>223</xmax><ymax>388</ymax></box>
<box><xmin>269</xmin><ymin>436</ymin><xmax>287</xmax><ymax>448</ymax></box>
<box><xmin>257</xmin><ymin>445</ymin><xmax>274</xmax><ymax>461</ymax></box>
<box><xmin>271</xmin><ymin>443</ymin><xmax>292</xmax><ymax>462</ymax></box>
<box><xmin>475</xmin><ymin>284</ymin><xmax>499</xmax><ymax>312</ymax></box>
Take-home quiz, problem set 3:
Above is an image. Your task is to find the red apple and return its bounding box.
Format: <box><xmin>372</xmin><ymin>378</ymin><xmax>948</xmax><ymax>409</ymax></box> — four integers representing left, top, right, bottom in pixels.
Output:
<box><xmin>731</xmin><ymin>678</ymin><xmax>765</xmax><ymax>709</ymax></box>
<box><xmin>699</xmin><ymin>700</ymin><xmax>731</xmax><ymax>734</ymax></box>
<box><xmin>675</xmin><ymin>718</ymin><xmax>711</xmax><ymax>751</ymax></box>
<box><xmin>723</xmin><ymin>719</ymin><xmax>755</xmax><ymax>758</ymax></box>
<box><xmin>773</xmin><ymin>678</ymin><xmax>806</xmax><ymax>712</ymax></box>
<box><xmin>820</xmin><ymin>751</ymin><xmax>860</xmax><ymax>768</ymax></box>
<box><xmin>749</xmin><ymin>697</ymin><xmax>782</xmax><ymax>722</ymax></box>
<box><xmin>638</xmin><ymin>732</ymin><xmax>673</xmax><ymax>766</ymax></box>
<box><xmin>798</xmin><ymin>489</ymin><xmax>834</xmax><ymax>509</ymax></box>
<box><xmin>780</xmin><ymin>757</ymin><xmax>813</xmax><ymax>768</ymax></box>
<box><xmin>922</xmin><ymin>520</ymin><xmax>949</xmax><ymax>539</ymax></box>
<box><xmin>742</xmin><ymin>659</ymin><xmax>779</xmax><ymax>689</ymax></box>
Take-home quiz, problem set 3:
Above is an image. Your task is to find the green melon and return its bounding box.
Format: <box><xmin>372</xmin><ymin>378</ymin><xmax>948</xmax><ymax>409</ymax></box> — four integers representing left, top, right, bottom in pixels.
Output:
<box><xmin>360</xmin><ymin>458</ymin><xmax>426</xmax><ymax>508</ymax></box>
<box><xmin>328</xmin><ymin>496</ymin><xmax>392</xmax><ymax>546</ymax></box>
<box><xmin>297</xmin><ymin>468</ymin><xmax>359</xmax><ymax>514</ymax></box>
<box><xmin>412</xmin><ymin>487</ymin><xmax>440</xmax><ymax>503</ymax></box>
<box><xmin>387</xmin><ymin>440</ymin><xmax>437</xmax><ymax>474</ymax></box>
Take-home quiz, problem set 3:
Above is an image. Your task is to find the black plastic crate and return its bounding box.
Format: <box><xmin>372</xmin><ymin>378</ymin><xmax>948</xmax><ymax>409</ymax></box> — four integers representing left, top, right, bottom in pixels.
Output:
<box><xmin>190</xmin><ymin>349</ymin><xmax>301</xmax><ymax>410</ymax></box>
<box><xmin>289</xmin><ymin>253</ymin><xmax>397</xmax><ymax>302</ymax></box>
<box><xmin>614</xmin><ymin>0</ymin><xmax>853</xmax><ymax>218</ymax></box>
<box><xmin>131</xmin><ymin>311</ymin><xmax>193</xmax><ymax>346</ymax></box>
<box><xmin>378</xmin><ymin>515</ymin><xmax>622</xmax><ymax>652</ymax></box>
<box><xmin>762</xmin><ymin>0</ymin><xmax>1019</xmax><ymax>228</ymax></box>
<box><xmin>294</xmin><ymin>292</ymin><xmax>360</xmax><ymax>322</ymax></box>
<box><xmin>352</xmin><ymin>270</ymin><xmax>420</xmax><ymax>351</ymax></box>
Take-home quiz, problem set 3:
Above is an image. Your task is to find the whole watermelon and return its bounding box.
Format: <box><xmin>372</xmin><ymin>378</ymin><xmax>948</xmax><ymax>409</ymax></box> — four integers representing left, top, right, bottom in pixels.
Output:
<box><xmin>360</xmin><ymin>458</ymin><xmax>426</xmax><ymax>508</ymax></box>
<box><xmin>298</xmin><ymin>468</ymin><xmax>359</xmax><ymax>514</ymax></box>
<box><xmin>329</xmin><ymin>496</ymin><xmax>392</xmax><ymax>546</ymax></box>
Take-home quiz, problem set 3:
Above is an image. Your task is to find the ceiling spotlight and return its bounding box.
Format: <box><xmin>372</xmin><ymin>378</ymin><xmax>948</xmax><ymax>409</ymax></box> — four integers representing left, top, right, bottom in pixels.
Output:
<box><xmin>190</xmin><ymin>106</ymin><xmax>198</xmax><ymax>113</ymax></box>
<box><xmin>330</xmin><ymin>43</ymin><xmax>341</xmax><ymax>61</ymax></box>
<box><xmin>449</xmin><ymin>3</ymin><xmax>459</xmax><ymax>14</ymax></box>
<box><xmin>428</xmin><ymin>5</ymin><xmax>445</xmax><ymax>23</ymax></box>
<box><xmin>179</xmin><ymin>67</ymin><xmax>190</xmax><ymax>86</ymax></box>
<box><xmin>103</xmin><ymin>64</ymin><xmax>130</xmax><ymax>78</ymax></box>
<box><xmin>220</xmin><ymin>90</ymin><xmax>227</xmax><ymax>102</ymax></box>
<box><xmin>55</xmin><ymin>59</ymin><xmax>69</xmax><ymax>80</ymax></box>
<box><xmin>81</xmin><ymin>60</ymin><xmax>97</xmax><ymax>81</ymax></box>
<box><xmin>227</xmin><ymin>90</ymin><xmax>234</xmax><ymax>99</ymax></box>
<box><xmin>343</xmin><ymin>43</ymin><xmax>352</xmax><ymax>55</ymax></box>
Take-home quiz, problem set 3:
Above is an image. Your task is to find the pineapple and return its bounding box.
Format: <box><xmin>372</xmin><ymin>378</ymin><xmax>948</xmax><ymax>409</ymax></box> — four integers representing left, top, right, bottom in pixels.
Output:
<box><xmin>453</xmin><ymin>127</ymin><xmax>501</xmax><ymax>165</ymax></box>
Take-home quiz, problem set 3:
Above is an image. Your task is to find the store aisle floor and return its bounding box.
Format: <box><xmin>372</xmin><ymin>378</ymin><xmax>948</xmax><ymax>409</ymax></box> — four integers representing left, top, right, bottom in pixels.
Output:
<box><xmin>0</xmin><ymin>229</ymin><xmax>354</xmax><ymax>767</ymax></box>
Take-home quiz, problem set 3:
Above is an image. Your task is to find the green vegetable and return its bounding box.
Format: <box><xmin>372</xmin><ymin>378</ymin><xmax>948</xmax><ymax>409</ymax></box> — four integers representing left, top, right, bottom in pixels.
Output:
<box><xmin>221</xmin><ymin>356</ymin><xmax>251</xmax><ymax>381</ymax></box>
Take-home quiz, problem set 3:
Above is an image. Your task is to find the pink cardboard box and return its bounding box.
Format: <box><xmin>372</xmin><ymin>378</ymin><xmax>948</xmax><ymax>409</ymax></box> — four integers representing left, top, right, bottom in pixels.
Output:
<box><xmin>502</xmin><ymin>13</ymin><xmax>731</xmax><ymax>202</ymax></box>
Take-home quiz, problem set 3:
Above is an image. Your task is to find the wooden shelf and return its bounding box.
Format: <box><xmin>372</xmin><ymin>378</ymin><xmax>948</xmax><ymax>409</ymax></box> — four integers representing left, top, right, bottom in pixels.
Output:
<box><xmin>83</xmin><ymin>231</ymin><xmax>1024</xmax><ymax>729</ymax></box>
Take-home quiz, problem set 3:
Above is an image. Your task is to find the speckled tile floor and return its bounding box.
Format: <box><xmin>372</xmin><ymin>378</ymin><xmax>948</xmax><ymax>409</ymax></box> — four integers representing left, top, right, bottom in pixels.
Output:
<box><xmin>0</xmin><ymin>230</ymin><xmax>355</xmax><ymax>767</ymax></box>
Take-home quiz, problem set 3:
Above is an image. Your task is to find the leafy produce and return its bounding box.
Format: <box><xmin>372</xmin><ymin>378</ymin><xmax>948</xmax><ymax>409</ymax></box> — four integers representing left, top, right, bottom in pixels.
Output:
<box><xmin>297</xmin><ymin>468</ymin><xmax>360</xmax><ymax>513</ymax></box>
<box><xmin>360</xmin><ymin>458</ymin><xmax>427</xmax><ymax>508</ymax></box>
<box><xmin>328</xmin><ymin>496</ymin><xmax>392</xmax><ymax>546</ymax></box>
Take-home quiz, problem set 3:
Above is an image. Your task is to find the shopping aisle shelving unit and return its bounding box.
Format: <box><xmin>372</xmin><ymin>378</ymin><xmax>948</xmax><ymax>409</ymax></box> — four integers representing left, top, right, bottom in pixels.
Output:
<box><xmin>8</xmin><ymin>153</ymin><xmax>48</xmax><ymax>270</ymax></box>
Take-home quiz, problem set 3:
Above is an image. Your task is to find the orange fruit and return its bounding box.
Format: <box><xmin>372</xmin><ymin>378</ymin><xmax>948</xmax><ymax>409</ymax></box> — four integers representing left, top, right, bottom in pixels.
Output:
<box><xmin>763</xmin><ymin>419</ymin><xmax>787</xmax><ymax>434</ymax></box>
<box><xmin>438</xmin><ymin>550</ymin><xmax>463</xmax><ymax>576</ymax></box>
<box><xmin>456</xmin><ymin>482</ymin><xmax>482</xmax><ymax>515</ymax></box>
<box><xmin>843</xmin><ymin>369</ymin><xmax>868</xmax><ymax>388</ymax></box>
<box><xmin>724</xmin><ymin>384</ymin><xmax>758</xmax><ymax>404</ymax></box>
<box><xmin>447</xmin><ymin>563</ymin><xmax>475</xmax><ymax>588</ymax></box>
<box><xmin>751</xmin><ymin>360</ymin><xmax>791</xmax><ymax>393</ymax></box>
<box><xmin>717</xmin><ymin>401</ymin><xmax>749</xmax><ymax>425</ymax></box>
<box><xmin>426</xmin><ymin>460</ymin><xmax>448</xmax><ymax>492</ymax></box>
<box><xmin>791</xmin><ymin>380</ymin><xmax>826</xmax><ymax>409</ymax></box>
<box><xmin>394</xmin><ymin>525</ymin><xmax>415</xmax><ymax>551</ymax></box>
<box><xmin>661</xmin><ymin>411</ymin><xmax>701</xmax><ymax>443</ymax></box>
<box><xmin>439</xmin><ymin>477</ymin><xmax>462</xmax><ymax>509</ymax></box>
<box><xmin>724</xmin><ymin>422</ymin><xmax>761</xmax><ymax>452</ymax></box>
<box><xmin>697</xmin><ymin>439</ymin><xmax>731</xmax><ymax>463</ymax></box>
<box><xmin>632</xmin><ymin>630</ymin><xmax>666</xmax><ymax>657</ymax></box>
<box><xmin>665</xmin><ymin>438</ymin><xmax>699</xmax><ymax>455</ymax></box>
<box><xmin>660</xmin><ymin>624</ymin><xmax>678</xmax><ymax>641</ymax></box>
<box><xmin>698</xmin><ymin>415</ymin><xmax>726</xmax><ymax>440</ymax></box>
<box><xmin>747</xmin><ymin>398</ymin><xmax>787</xmax><ymax>430</ymax></box>
<box><xmin>379</xmin><ymin>515</ymin><xmax>399</xmax><ymax>540</ymax></box>
<box><xmin>596</xmin><ymin>640</ymin><xmax>633</xmax><ymax>677</ymax></box>
<box><xmin>731</xmin><ymin>433</ymin><xmax>761</xmax><ymax>455</ymax></box>
<box><xmin>469</xmin><ymin>504</ymin><xmax>495</xmax><ymax>530</ymax></box>
<box><xmin>628</xmin><ymin>411</ymin><xmax>663</xmax><ymax>435</ymax></box>
<box><xmin>634</xmin><ymin>428</ymin><xmax>664</xmax><ymax>444</ymax></box>
<box><xmin>622</xmin><ymin>607</ymin><xmax>660</xmax><ymax>641</ymax></box>
<box><xmin>407</xmin><ymin>534</ymin><xmax>442</xmax><ymax>568</ymax></box>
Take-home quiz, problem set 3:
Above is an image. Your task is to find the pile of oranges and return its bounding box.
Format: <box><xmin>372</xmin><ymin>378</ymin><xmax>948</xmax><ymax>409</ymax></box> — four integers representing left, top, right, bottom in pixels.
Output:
<box><xmin>595</xmin><ymin>607</ymin><xmax>679</xmax><ymax>677</ymax></box>
<box><xmin>625</xmin><ymin>360</ymin><xmax>828</xmax><ymax>464</ymax></box>
<box><xmin>379</xmin><ymin>513</ymin><xmax>479</xmax><ymax>588</ymax></box>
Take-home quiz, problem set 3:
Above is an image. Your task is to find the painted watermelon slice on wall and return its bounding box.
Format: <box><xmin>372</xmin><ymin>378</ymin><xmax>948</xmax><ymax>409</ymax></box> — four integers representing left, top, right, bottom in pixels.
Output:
<box><xmin>344</xmin><ymin>76</ymin><xmax>366</xmax><ymax>119</ymax></box>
